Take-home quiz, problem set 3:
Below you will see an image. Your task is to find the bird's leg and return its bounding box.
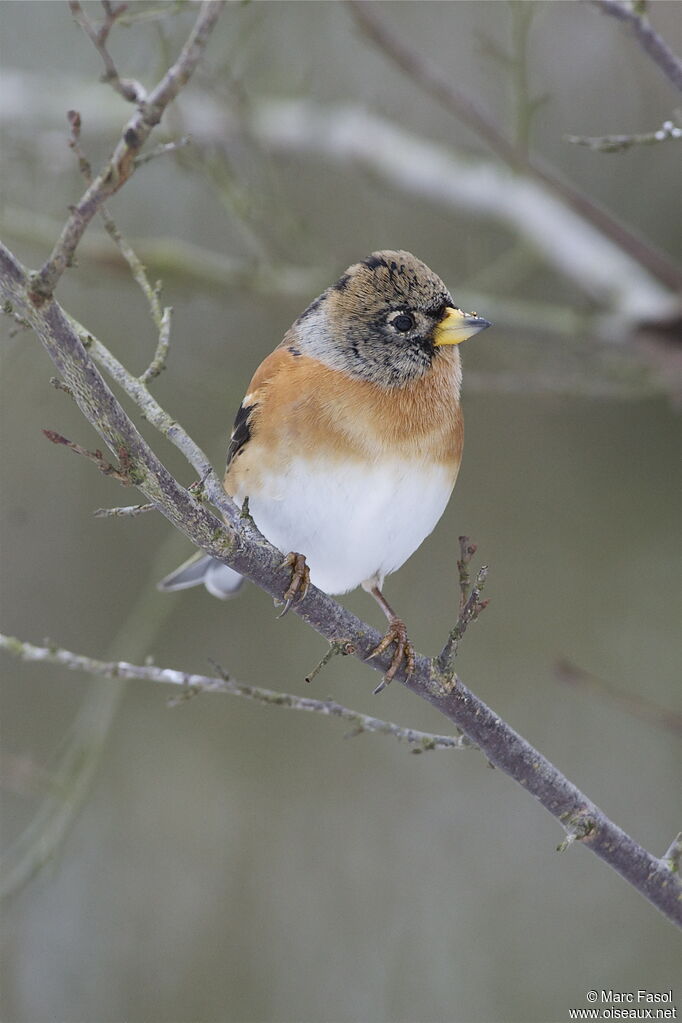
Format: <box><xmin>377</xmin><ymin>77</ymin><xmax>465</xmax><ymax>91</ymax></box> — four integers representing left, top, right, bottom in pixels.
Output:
<box><xmin>365</xmin><ymin>585</ymin><xmax>415</xmax><ymax>694</ymax></box>
<box><xmin>277</xmin><ymin>552</ymin><xmax>310</xmax><ymax>617</ymax></box>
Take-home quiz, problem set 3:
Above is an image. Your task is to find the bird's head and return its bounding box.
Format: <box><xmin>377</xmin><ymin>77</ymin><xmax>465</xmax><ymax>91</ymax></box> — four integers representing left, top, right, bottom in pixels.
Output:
<box><xmin>293</xmin><ymin>250</ymin><xmax>490</xmax><ymax>388</ymax></box>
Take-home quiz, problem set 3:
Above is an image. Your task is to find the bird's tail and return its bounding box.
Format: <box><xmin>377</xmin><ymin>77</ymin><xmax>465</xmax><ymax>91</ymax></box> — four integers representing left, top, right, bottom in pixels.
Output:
<box><xmin>157</xmin><ymin>551</ymin><xmax>244</xmax><ymax>600</ymax></box>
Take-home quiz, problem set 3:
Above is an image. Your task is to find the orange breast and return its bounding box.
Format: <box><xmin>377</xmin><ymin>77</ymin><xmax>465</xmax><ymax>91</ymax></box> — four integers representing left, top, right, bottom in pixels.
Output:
<box><xmin>224</xmin><ymin>345</ymin><xmax>463</xmax><ymax>497</ymax></box>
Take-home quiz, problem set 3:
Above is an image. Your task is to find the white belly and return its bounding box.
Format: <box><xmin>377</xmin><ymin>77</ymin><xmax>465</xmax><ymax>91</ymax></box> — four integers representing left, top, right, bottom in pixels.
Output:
<box><xmin>235</xmin><ymin>457</ymin><xmax>457</xmax><ymax>595</ymax></box>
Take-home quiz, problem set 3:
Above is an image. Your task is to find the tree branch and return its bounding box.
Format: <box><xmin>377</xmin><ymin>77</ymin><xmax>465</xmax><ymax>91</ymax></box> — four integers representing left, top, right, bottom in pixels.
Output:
<box><xmin>0</xmin><ymin>635</ymin><xmax>472</xmax><ymax>754</ymax></box>
<box><xmin>593</xmin><ymin>0</ymin><xmax>682</xmax><ymax>95</ymax></box>
<box><xmin>29</xmin><ymin>0</ymin><xmax>224</xmax><ymax>301</ymax></box>
<box><xmin>69</xmin><ymin>0</ymin><xmax>146</xmax><ymax>104</ymax></box>
<box><xmin>566</xmin><ymin>116</ymin><xmax>682</xmax><ymax>152</ymax></box>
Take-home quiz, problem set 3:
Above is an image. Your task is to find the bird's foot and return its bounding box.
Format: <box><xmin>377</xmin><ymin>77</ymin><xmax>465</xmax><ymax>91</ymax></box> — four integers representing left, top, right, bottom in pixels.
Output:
<box><xmin>277</xmin><ymin>552</ymin><xmax>310</xmax><ymax>617</ymax></box>
<box><xmin>367</xmin><ymin>618</ymin><xmax>415</xmax><ymax>694</ymax></box>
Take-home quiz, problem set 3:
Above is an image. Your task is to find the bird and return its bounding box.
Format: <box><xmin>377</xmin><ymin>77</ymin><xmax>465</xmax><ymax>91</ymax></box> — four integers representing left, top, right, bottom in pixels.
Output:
<box><xmin>159</xmin><ymin>250</ymin><xmax>490</xmax><ymax>692</ymax></box>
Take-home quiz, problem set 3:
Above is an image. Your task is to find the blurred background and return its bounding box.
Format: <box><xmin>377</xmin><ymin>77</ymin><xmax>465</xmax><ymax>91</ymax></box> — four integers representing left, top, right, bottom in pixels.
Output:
<box><xmin>1</xmin><ymin>2</ymin><xmax>681</xmax><ymax>1021</ymax></box>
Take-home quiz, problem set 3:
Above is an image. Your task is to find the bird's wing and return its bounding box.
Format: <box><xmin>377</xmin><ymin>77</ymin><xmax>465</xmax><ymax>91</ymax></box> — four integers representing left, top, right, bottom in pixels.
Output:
<box><xmin>225</xmin><ymin>343</ymin><xmax>299</xmax><ymax>471</ymax></box>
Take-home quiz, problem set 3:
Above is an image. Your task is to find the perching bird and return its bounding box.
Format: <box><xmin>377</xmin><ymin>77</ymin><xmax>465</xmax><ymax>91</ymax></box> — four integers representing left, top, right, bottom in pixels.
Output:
<box><xmin>159</xmin><ymin>250</ymin><xmax>490</xmax><ymax>691</ymax></box>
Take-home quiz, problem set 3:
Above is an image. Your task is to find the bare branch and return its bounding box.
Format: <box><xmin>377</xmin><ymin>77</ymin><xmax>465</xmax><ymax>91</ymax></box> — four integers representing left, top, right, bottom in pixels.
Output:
<box><xmin>345</xmin><ymin>0</ymin><xmax>682</xmax><ymax>292</ymax></box>
<box><xmin>436</xmin><ymin>540</ymin><xmax>489</xmax><ymax>678</ymax></box>
<box><xmin>61</xmin><ymin>312</ymin><xmax>229</xmax><ymax>517</ymax></box>
<box><xmin>566</xmin><ymin>116</ymin><xmax>682</xmax><ymax>152</ymax></box>
<box><xmin>42</xmin><ymin>429</ymin><xmax>133</xmax><ymax>485</ymax></box>
<box><xmin>140</xmin><ymin>304</ymin><xmax>172</xmax><ymax>383</ymax></box>
<box><xmin>30</xmin><ymin>0</ymin><xmax>224</xmax><ymax>301</ymax></box>
<box><xmin>0</xmin><ymin>635</ymin><xmax>473</xmax><ymax>754</ymax></box>
<box><xmin>593</xmin><ymin>0</ymin><xmax>682</xmax><ymax>94</ymax></box>
<box><xmin>67</xmin><ymin>107</ymin><xmax>174</xmax><ymax>381</ymax></box>
<box><xmin>133</xmin><ymin>136</ymin><xmax>191</xmax><ymax>168</ymax></box>
<box><xmin>68</xmin><ymin>1</ymin><xmax>146</xmax><ymax>104</ymax></box>
<box><xmin>456</xmin><ymin>535</ymin><xmax>478</xmax><ymax>611</ymax></box>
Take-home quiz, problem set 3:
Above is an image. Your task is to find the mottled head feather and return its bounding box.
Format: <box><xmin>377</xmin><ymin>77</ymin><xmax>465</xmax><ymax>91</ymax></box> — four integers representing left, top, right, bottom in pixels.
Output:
<box><xmin>292</xmin><ymin>250</ymin><xmax>457</xmax><ymax>388</ymax></box>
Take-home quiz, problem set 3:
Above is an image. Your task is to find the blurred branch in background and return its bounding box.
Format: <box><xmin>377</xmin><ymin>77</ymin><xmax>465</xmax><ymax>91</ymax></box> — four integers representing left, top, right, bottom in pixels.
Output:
<box><xmin>1</xmin><ymin>204</ymin><xmax>324</xmax><ymax>297</ymax></box>
<box><xmin>0</xmin><ymin>530</ymin><xmax>186</xmax><ymax>901</ymax></box>
<box><xmin>555</xmin><ymin>658</ymin><xmax>682</xmax><ymax>736</ymax></box>
<box><xmin>245</xmin><ymin>100</ymin><xmax>678</xmax><ymax>327</ymax></box>
<box><xmin>346</xmin><ymin>0</ymin><xmax>682</xmax><ymax>292</ymax></box>
<box><xmin>593</xmin><ymin>0</ymin><xmax>682</xmax><ymax>95</ymax></box>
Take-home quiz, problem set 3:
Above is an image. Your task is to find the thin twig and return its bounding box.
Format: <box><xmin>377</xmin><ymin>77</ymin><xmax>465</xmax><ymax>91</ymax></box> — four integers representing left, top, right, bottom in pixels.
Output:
<box><xmin>133</xmin><ymin>136</ymin><xmax>191</xmax><ymax>168</ymax></box>
<box><xmin>566</xmin><ymin>116</ymin><xmax>682</xmax><ymax>152</ymax></box>
<box><xmin>304</xmin><ymin>640</ymin><xmax>357</xmax><ymax>684</ymax></box>
<box><xmin>593</xmin><ymin>0</ymin><xmax>682</xmax><ymax>95</ymax></box>
<box><xmin>0</xmin><ymin>636</ymin><xmax>473</xmax><ymax>753</ymax></box>
<box><xmin>456</xmin><ymin>535</ymin><xmax>478</xmax><ymax>612</ymax></box>
<box><xmin>68</xmin><ymin>110</ymin><xmax>174</xmax><ymax>380</ymax></box>
<box><xmin>30</xmin><ymin>0</ymin><xmax>225</xmax><ymax>301</ymax></box>
<box><xmin>140</xmin><ymin>304</ymin><xmax>172</xmax><ymax>383</ymax></box>
<box><xmin>437</xmin><ymin>561</ymin><xmax>489</xmax><ymax>678</ymax></box>
<box><xmin>69</xmin><ymin>1</ymin><xmax>147</xmax><ymax>103</ymax></box>
<box><xmin>42</xmin><ymin>429</ymin><xmax>133</xmax><ymax>485</ymax></box>
<box><xmin>64</xmin><ymin>313</ymin><xmax>234</xmax><ymax>523</ymax></box>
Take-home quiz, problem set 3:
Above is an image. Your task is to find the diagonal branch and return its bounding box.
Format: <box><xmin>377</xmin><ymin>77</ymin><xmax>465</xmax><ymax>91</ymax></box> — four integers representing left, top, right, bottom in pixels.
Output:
<box><xmin>593</xmin><ymin>0</ymin><xmax>682</xmax><ymax>94</ymax></box>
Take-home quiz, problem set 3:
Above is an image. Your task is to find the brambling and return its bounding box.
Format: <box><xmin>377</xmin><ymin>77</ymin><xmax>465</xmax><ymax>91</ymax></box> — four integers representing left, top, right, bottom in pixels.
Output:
<box><xmin>159</xmin><ymin>250</ymin><xmax>490</xmax><ymax>691</ymax></box>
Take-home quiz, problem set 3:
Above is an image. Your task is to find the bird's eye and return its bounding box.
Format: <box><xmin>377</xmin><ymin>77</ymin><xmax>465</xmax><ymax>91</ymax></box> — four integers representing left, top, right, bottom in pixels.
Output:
<box><xmin>391</xmin><ymin>312</ymin><xmax>415</xmax><ymax>333</ymax></box>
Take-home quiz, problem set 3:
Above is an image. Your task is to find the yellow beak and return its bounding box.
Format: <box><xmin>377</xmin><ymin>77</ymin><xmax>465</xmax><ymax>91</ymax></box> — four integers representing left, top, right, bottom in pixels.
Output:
<box><xmin>433</xmin><ymin>306</ymin><xmax>491</xmax><ymax>346</ymax></box>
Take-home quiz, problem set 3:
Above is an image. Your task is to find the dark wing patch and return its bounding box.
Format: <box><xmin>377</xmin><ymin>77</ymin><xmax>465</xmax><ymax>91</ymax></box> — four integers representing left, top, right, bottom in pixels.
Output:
<box><xmin>226</xmin><ymin>402</ymin><xmax>257</xmax><ymax>469</ymax></box>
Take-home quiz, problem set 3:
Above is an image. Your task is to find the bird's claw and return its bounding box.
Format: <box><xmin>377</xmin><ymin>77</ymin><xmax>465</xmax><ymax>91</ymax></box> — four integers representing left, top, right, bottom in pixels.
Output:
<box><xmin>277</xmin><ymin>552</ymin><xmax>310</xmax><ymax>617</ymax></box>
<box><xmin>367</xmin><ymin>618</ymin><xmax>415</xmax><ymax>693</ymax></box>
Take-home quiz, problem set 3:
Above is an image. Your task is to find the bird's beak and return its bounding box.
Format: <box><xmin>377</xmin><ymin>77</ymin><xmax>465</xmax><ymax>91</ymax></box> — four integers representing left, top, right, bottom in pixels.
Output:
<box><xmin>433</xmin><ymin>306</ymin><xmax>491</xmax><ymax>346</ymax></box>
